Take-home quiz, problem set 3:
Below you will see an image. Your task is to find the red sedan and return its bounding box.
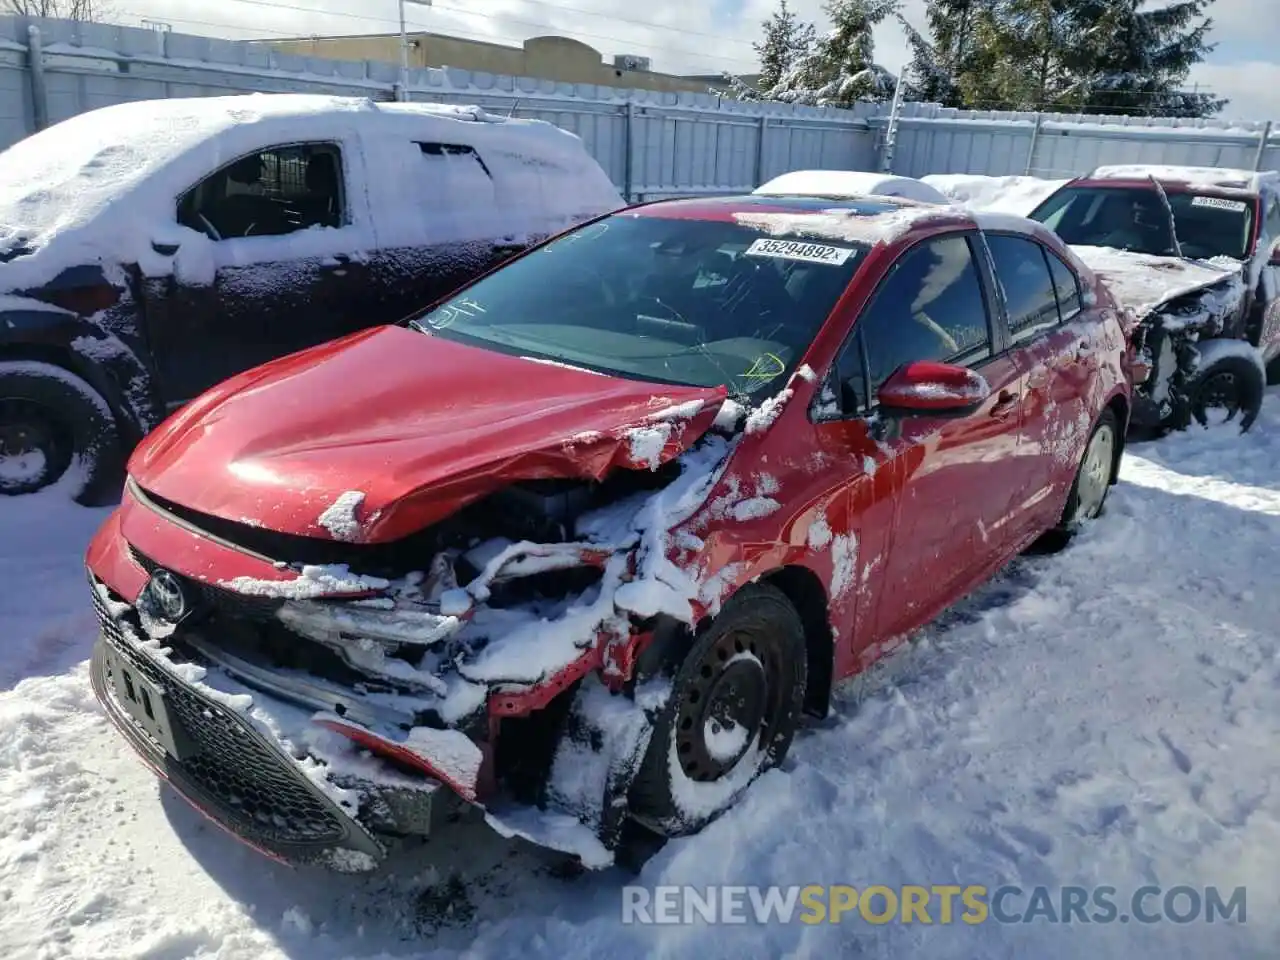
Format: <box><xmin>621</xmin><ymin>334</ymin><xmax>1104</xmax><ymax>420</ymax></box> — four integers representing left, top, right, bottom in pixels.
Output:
<box><xmin>85</xmin><ymin>193</ymin><xmax>1131</xmax><ymax>871</ymax></box>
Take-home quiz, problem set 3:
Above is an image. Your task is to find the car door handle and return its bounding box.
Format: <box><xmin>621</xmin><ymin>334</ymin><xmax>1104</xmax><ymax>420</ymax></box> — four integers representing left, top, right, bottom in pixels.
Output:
<box><xmin>989</xmin><ymin>391</ymin><xmax>1019</xmax><ymax>420</ymax></box>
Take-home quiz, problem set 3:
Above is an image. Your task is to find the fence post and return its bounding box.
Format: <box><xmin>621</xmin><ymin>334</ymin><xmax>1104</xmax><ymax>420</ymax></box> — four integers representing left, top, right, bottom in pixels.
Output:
<box><xmin>755</xmin><ymin>115</ymin><xmax>768</xmax><ymax>187</ymax></box>
<box><xmin>1254</xmin><ymin>120</ymin><xmax>1273</xmax><ymax>172</ymax></box>
<box><xmin>623</xmin><ymin>101</ymin><xmax>636</xmax><ymax>202</ymax></box>
<box><xmin>26</xmin><ymin>25</ymin><xmax>48</xmax><ymax>133</ymax></box>
<box><xmin>1025</xmin><ymin>112</ymin><xmax>1043</xmax><ymax>176</ymax></box>
<box><xmin>879</xmin><ymin>72</ymin><xmax>906</xmax><ymax>172</ymax></box>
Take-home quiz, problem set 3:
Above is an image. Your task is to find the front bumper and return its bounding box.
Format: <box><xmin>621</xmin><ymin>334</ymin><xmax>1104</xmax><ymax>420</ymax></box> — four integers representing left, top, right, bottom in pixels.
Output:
<box><xmin>87</xmin><ymin>578</ymin><xmax>464</xmax><ymax>870</ymax></box>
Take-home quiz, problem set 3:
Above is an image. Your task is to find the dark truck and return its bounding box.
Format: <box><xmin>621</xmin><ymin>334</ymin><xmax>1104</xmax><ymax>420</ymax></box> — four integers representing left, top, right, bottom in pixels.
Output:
<box><xmin>1027</xmin><ymin>164</ymin><xmax>1280</xmax><ymax>433</ymax></box>
<box><xmin>0</xmin><ymin>94</ymin><xmax>623</xmax><ymax>501</ymax></box>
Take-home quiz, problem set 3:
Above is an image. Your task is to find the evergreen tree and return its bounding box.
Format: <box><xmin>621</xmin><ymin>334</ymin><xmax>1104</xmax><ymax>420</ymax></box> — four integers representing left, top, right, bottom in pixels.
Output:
<box><xmin>1074</xmin><ymin>0</ymin><xmax>1222</xmax><ymax>116</ymax></box>
<box><xmin>768</xmin><ymin>0</ymin><xmax>901</xmax><ymax>107</ymax></box>
<box><xmin>755</xmin><ymin>0</ymin><xmax>818</xmax><ymax>93</ymax></box>
<box><xmin>899</xmin><ymin>13</ymin><xmax>961</xmax><ymax>105</ymax></box>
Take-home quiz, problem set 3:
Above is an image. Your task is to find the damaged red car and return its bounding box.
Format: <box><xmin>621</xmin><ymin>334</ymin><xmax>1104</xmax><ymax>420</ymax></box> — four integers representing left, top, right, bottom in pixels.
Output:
<box><xmin>86</xmin><ymin>193</ymin><xmax>1131</xmax><ymax>871</ymax></box>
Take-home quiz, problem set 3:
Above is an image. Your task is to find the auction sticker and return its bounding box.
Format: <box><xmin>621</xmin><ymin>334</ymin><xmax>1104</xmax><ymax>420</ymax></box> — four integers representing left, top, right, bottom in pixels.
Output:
<box><xmin>1190</xmin><ymin>195</ymin><xmax>1247</xmax><ymax>212</ymax></box>
<box><xmin>745</xmin><ymin>238</ymin><xmax>855</xmax><ymax>266</ymax></box>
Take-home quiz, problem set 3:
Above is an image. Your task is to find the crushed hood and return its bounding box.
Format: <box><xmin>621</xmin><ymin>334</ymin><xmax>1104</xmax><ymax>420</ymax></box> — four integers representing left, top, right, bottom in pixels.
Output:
<box><xmin>129</xmin><ymin>326</ymin><xmax>726</xmax><ymax>543</ymax></box>
<box><xmin>1071</xmin><ymin>245</ymin><xmax>1244</xmax><ymax>322</ymax></box>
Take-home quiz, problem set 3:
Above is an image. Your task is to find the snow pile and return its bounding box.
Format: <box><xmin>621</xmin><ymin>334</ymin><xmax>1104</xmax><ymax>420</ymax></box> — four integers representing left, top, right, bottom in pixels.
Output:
<box><xmin>754</xmin><ymin>170</ymin><xmax>949</xmax><ymax>204</ymax></box>
<box><xmin>221</xmin><ymin>564</ymin><xmax>389</xmax><ymax>600</ymax></box>
<box><xmin>316</xmin><ymin>490</ymin><xmax>366</xmax><ymax>542</ymax></box>
<box><xmin>922</xmin><ymin>174</ymin><xmax>1067</xmax><ymax>216</ymax></box>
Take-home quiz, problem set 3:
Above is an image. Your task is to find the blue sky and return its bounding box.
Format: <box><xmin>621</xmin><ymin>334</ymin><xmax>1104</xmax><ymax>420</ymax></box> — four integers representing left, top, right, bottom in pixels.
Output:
<box><xmin>120</xmin><ymin>0</ymin><xmax>1280</xmax><ymax>121</ymax></box>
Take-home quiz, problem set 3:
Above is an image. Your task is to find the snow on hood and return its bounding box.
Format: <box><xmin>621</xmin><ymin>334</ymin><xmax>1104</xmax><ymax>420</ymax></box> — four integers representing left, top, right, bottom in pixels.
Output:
<box><xmin>0</xmin><ymin>93</ymin><xmax>619</xmax><ymax>293</ymax></box>
<box><xmin>1068</xmin><ymin>245</ymin><xmax>1244</xmax><ymax>322</ymax></box>
<box><xmin>127</xmin><ymin>325</ymin><xmax>727</xmax><ymax>542</ymax></box>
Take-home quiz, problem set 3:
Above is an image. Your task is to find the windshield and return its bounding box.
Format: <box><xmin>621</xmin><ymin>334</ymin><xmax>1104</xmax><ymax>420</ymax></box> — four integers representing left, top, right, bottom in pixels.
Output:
<box><xmin>409</xmin><ymin>212</ymin><xmax>865</xmax><ymax>397</ymax></box>
<box><xmin>1030</xmin><ymin>185</ymin><xmax>1256</xmax><ymax>260</ymax></box>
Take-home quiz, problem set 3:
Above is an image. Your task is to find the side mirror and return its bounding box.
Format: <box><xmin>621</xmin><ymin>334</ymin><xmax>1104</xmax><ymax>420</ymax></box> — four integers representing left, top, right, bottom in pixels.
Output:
<box><xmin>877</xmin><ymin>361</ymin><xmax>991</xmax><ymax>416</ymax></box>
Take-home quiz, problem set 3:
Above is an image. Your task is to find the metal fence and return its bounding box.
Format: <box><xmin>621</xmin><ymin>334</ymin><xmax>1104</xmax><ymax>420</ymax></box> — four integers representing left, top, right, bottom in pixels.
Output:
<box><xmin>0</xmin><ymin>14</ymin><xmax>1276</xmax><ymax>203</ymax></box>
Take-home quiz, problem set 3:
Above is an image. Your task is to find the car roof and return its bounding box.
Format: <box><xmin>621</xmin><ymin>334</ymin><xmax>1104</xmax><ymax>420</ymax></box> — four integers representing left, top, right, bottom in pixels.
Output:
<box><xmin>1086</xmin><ymin>164</ymin><xmax>1277</xmax><ymax>194</ymax></box>
<box><xmin>629</xmin><ymin>193</ymin><xmax>974</xmax><ymax>247</ymax></box>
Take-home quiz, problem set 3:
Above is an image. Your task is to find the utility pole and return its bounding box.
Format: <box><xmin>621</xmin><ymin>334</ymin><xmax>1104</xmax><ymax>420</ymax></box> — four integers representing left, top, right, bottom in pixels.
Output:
<box><xmin>398</xmin><ymin>0</ymin><xmax>432</xmax><ymax>102</ymax></box>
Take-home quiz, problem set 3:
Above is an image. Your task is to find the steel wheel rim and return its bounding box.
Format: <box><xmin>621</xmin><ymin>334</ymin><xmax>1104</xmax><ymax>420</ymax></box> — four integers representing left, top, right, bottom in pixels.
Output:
<box><xmin>0</xmin><ymin>398</ymin><xmax>71</xmax><ymax>493</ymax></box>
<box><xmin>1076</xmin><ymin>423</ymin><xmax>1115</xmax><ymax>520</ymax></box>
<box><xmin>1194</xmin><ymin>370</ymin><xmax>1241</xmax><ymax>425</ymax></box>
<box><xmin>674</xmin><ymin>629</ymin><xmax>779</xmax><ymax>783</ymax></box>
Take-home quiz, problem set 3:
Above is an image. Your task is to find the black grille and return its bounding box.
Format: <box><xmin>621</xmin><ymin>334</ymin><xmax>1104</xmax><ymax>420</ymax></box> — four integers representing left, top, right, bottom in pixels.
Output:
<box><xmin>90</xmin><ymin>580</ymin><xmax>348</xmax><ymax>848</ymax></box>
<box><xmin>129</xmin><ymin>545</ymin><xmax>284</xmax><ymax>623</ymax></box>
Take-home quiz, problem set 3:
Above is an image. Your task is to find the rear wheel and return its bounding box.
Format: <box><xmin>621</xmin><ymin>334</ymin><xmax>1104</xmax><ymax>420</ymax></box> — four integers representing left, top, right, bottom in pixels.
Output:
<box><xmin>628</xmin><ymin>583</ymin><xmax>806</xmax><ymax>837</ymax></box>
<box><xmin>0</xmin><ymin>361</ymin><xmax>121</xmax><ymax>504</ymax></box>
<box><xmin>1057</xmin><ymin>408</ymin><xmax>1120</xmax><ymax>533</ymax></box>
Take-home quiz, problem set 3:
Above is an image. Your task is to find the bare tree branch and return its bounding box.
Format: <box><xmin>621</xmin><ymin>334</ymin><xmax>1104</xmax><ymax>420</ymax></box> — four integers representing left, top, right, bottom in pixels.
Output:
<box><xmin>3</xmin><ymin>0</ymin><xmax>109</xmax><ymax>21</ymax></box>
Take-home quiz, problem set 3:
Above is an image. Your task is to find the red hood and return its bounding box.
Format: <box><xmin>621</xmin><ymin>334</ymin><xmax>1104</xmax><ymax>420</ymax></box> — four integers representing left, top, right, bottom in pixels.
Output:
<box><xmin>129</xmin><ymin>326</ymin><xmax>726</xmax><ymax>543</ymax></box>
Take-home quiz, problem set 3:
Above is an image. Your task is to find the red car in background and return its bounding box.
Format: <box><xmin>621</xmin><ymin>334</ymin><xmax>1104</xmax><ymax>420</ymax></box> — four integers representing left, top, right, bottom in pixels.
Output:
<box><xmin>85</xmin><ymin>192</ymin><xmax>1131</xmax><ymax>872</ymax></box>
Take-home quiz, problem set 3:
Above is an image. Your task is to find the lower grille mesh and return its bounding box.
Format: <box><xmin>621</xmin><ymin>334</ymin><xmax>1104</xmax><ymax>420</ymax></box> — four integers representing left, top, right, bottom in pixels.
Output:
<box><xmin>90</xmin><ymin>582</ymin><xmax>346</xmax><ymax>847</ymax></box>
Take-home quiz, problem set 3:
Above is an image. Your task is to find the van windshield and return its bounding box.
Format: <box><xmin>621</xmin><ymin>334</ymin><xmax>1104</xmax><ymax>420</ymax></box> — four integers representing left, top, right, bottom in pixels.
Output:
<box><xmin>409</xmin><ymin>213</ymin><xmax>865</xmax><ymax>397</ymax></box>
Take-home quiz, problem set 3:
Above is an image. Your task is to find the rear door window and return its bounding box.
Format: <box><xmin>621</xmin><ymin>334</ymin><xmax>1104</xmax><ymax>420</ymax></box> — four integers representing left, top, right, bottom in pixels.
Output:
<box><xmin>985</xmin><ymin>234</ymin><xmax>1061</xmax><ymax>343</ymax></box>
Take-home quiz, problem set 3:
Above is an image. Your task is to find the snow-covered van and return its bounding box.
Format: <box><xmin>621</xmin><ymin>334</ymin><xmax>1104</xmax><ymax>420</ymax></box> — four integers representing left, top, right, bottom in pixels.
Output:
<box><xmin>0</xmin><ymin>94</ymin><xmax>624</xmax><ymax>501</ymax></box>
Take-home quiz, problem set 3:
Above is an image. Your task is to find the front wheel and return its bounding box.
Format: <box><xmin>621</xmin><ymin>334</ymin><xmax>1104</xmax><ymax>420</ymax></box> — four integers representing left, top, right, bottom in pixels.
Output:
<box><xmin>1188</xmin><ymin>353</ymin><xmax>1264</xmax><ymax>432</ymax></box>
<box><xmin>0</xmin><ymin>361</ymin><xmax>121</xmax><ymax>504</ymax></box>
<box><xmin>628</xmin><ymin>583</ymin><xmax>806</xmax><ymax>837</ymax></box>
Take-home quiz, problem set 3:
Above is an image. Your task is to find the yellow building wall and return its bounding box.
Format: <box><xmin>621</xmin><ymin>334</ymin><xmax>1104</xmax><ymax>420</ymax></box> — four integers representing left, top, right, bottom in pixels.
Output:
<box><xmin>266</xmin><ymin>33</ymin><xmax>712</xmax><ymax>94</ymax></box>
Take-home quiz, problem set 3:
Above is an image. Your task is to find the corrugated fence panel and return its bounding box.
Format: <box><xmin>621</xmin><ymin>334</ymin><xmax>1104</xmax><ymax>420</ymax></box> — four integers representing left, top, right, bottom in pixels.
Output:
<box><xmin>1</xmin><ymin>13</ymin><xmax>1278</xmax><ymax>204</ymax></box>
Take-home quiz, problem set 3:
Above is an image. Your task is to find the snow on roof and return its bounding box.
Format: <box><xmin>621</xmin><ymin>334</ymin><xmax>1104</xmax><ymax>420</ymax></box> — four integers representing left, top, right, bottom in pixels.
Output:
<box><xmin>1089</xmin><ymin>164</ymin><xmax>1277</xmax><ymax>192</ymax></box>
<box><xmin>921</xmin><ymin>174</ymin><xmax>1068</xmax><ymax>216</ymax></box>
<box><xmin>0</xmin><ymin>93</ymin><xmax>612</xmax><ymax>293</ymax></box>
<box><xmin>754</xmin><ymin>170</ymin><xmax>950</xmax><ymax>205</ymax></box>
<box><xmin>733</xmin><ymin>201</ymin><xmax>966</xmax><ymax>247</ymax></box>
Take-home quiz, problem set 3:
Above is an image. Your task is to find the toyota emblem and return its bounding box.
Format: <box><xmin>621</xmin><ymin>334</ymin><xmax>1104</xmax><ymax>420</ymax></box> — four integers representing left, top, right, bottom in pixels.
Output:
<box><xmin>145</xmin><ymin>569</ymin><xmax>187</xmax><ymax>623</ymax></box>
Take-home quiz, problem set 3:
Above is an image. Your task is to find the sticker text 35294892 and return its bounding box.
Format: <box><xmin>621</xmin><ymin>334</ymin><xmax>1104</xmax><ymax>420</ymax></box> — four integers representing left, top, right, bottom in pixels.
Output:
<box><xmin>744</xmin><ymin>238</ymin><xmax>855</xmax><ymax>266</ymax></box>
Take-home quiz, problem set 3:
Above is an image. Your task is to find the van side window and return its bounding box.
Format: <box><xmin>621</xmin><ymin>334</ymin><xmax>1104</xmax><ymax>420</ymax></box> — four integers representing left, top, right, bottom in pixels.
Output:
<box><xmin>418</xmin><ymin>142</ymin><xmax>493</xmax><ymax>179</ymax></box>
<box><xmin>178</xmin><ymin>142</ymin><xmax>345</xmax><ymax>241</ymax></box>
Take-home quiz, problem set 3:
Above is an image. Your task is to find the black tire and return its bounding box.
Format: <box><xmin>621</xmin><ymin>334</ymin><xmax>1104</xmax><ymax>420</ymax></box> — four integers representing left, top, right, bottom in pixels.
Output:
<box><xmin>1188</xmin><ymin>353</ymin><xmax>1264</xmax><ymax>432</ymax></box>
<box><xmin>0</xmin><ymin>361</ymin><xmax>121</xmax><ymax>504</ymax></box>
<box><xmin>628</xmin><ymin>582</ymin><xmax>806</xmax><ymax>837</ymax></box>
<box><xmin>1265</xmin><ymin>354</ymin><xmax>1280</xmax><ymax>388</ymax></box>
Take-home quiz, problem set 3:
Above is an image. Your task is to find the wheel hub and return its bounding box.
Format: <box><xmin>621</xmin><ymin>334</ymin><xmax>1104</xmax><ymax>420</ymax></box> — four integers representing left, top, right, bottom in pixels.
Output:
<box><xmin>1195</xmin><ymin>370</ymin><xmax>1241</xmax><ymax>424</ymax></box>
<box><xmin>0</xmin><ymin>398</ymin><xmax>70</xmax><ymax>493</ymax></box>
<box><xmin>674</xmin><ymin>632</ymin><xmax>774</xmax><ymax>782</ymax></box>
<box><xmin>1075</xmin><ymin>423</ymin><xmax>1115</xmax><ymax>521</ymax></box>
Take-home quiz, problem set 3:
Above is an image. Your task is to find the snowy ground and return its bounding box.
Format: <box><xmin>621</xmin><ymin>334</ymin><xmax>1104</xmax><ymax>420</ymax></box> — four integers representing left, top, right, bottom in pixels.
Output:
<box><xmin>3</xmin><ymin>396</ymin><xmax>1280</xmax><ymax>959</ymax></box>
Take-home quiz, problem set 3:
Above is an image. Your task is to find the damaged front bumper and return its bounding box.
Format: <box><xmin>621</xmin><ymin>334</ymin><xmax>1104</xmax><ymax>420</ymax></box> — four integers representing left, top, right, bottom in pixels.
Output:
<box><xmin>85</xmin><ymin>481</ymin><xmax>675</xmax><ymax>870</ymax></box>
